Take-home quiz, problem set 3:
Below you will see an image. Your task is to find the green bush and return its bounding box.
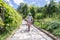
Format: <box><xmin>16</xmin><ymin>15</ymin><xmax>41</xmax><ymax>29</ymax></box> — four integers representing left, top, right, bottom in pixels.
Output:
<box><xmin>34</xmin><ymin>22</ymin><xmax>40</xmax><ymax>26</ymax></box>
<box><xmin>43</xmin><ymin>20</ymin><xmax>60</xmax><ymax>37</ymax></box>
<box><xmin>34</xmin><ymin>21</ymin><xmax>48</xmax><ymax>29</ymax></box>
<box><xmin>5</xmin><ymin>8</ymin><xmax>22</xmax><ymax>31</ymax></box>
<box><xmin>35</xmin><ymin>13</ymin><xmax>43</xmax><ymax>19</ymax></box>
<box><xmin>0</xmin><ymin>2</ymin><xmax>22</xmax><ymax>31</ymax></box>
<box><xmin>40</xmin><ymin>22</ymin><xmax>48</xmax><ymax>29</ymax></box>
<box><xmin>46</xmin><ymin>21</ymin><xmax>60</xmax><ymax>32</ymax></box>
<box><xmin>34</xmin><ymin>20</ymin><xmax>60</xmax><ymax>37</ymax></box>
<box><xmin>0</xmin><ymin>17</ymin><xmax>4</xmax><ymax>26</ymax></box>
<box><xmin>0</xmin><ymin>17</ymin><xmax>5</xmax><ymax>34</ymax></box>
<box><xmin>53</xmin><ymin>28</ymin><xmax>60</xmax><ymax>37</ymax></box>
<box><xmin>0</xmin><ymin>1</ymin><xmax>22</xmax><ymax>40</ymax></box>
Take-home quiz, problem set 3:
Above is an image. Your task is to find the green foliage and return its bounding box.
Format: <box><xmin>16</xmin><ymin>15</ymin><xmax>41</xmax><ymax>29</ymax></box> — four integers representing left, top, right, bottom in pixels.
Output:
<box><xmin>36</xmin><ymin>7</ymin><xmax>42</xmax><ymax>13</ymax></box>
<box><xmin>5</xmin><ymin>11</ymin><xmax>22</xmax><ymax>30</ymax></box>
<box><xmin>34</xmin><ymin>19</ymin><xmax>47</xmax><ymax>29</ymax></box>
<box><xmin>34</xmin><ymin>20</ymin><xmax>60</xmax><ymax>37</ymax></box>
<box><xmin>2</xmin><ymin>3</ymin><xmax>22</xmax><ymax>31</ymax></box>
<box><xmin>17</xmin><ymin>3</ymin><xmax>28</xmax><ymax>18</ymax></box>
<box><xmin>0</xmin><ymin>0</ymin><xmax>22</xmax><ymax>40</ymax></box>
<box><xmin>43</xmin><ymin>0</ymin><xmax>58</xmax><ymax>17</ymax></box>
<box><xmin>0</xmin><ymin>17</ymin><xmax>4</xmax><ymax>26</ymax></box>
<box><xmin>34</xmin><ymin>22</ymin><xmax>40</xmax><ymax>27</ymax></box>
<box><xmin>0</xmin><ymin>17</ymin><xmax>5</xmax><ymax>34</ymax></box>
<box><xmin>30</xmin><ymin>6</ymin><xmax>36</xmax><ymax>18</ymax></box>
<box><xmin>53</xmin><ymin>28</ymin><xmax>60</xmax><ymax>37</ymax></box>
<box><xmin>46</xmin><ymin>21</ymin><xmax>60</xmax><ymax>32</ymax></box>
<box><xmin>35</xmin><ymin>13</ymin><xmax>43</xmax><ymax>19</ymax></box>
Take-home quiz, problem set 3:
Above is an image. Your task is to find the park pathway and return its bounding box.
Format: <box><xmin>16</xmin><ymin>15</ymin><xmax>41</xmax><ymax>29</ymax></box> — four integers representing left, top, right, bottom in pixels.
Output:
<box><xmin>7</xmin><ymin>20</ymin><xmax>53</xmax><ymax>40</ymax></box>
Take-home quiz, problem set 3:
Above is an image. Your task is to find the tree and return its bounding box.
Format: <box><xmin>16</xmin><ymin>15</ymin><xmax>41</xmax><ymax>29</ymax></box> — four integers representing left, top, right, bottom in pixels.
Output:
<box><xmin>29</xmin><ymin>6</ymin><xmax>36</xmax><ymax>18</ymax></box>
<box><xmin>36</xmin><ymin>7</ymin><xmax>43</xmax><ymax>13</ymax></box>
<box><xmin>43</xmin><ymin>0</ymin><xmax>57</xmax><ymax>17</ymax></box>
<box><xmin>17</xmin><ymin>3</ymin><xmax>29</xmax><ymax>18</ymax></box>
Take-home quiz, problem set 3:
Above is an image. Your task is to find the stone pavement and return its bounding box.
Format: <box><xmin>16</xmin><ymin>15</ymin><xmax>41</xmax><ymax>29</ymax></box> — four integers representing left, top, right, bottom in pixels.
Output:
<box><xmin>7</xmin><ymin>20</ymin><xmax>53</xmax><ymax>40</ymax></box>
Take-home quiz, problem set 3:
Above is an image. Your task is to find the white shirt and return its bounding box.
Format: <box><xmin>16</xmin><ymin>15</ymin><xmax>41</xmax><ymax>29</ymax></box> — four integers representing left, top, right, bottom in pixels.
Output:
<box><xmin>27</xmin><ymin>15</ymin><xmax>33</xmax><ymax>22</ymax></box>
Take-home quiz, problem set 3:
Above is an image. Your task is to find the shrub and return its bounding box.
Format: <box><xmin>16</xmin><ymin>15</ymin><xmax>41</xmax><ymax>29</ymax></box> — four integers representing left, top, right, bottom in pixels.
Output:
<box><xmin>46</xmin><ymin>21</ymin><xmax>60</xmax><ymax>32</ymax></box>
<box><xmin>53</xmin><ymin>28</ymin><xmax>60</xmax><ymax>37</ymax></box>
<box><xmin>0</xmin><ymin>1</ymin><xmax>22</xmax><ymax>40</ymax></box>
<box><xmin>4</xmin><ymin>6</ymin><xmax>22</xmax><ymax>31</ymax></box>
<box><xmin>0</xmin><ymin>0</ymin><xmax>22</xmax><ymax>33</ymax></box>
<box><xmin>40</xmin><ymin>22</ymin><xmax>49</xmax><ymax>29</ymax></box>
<box><xmin>34</xmin><ymin>21</ymin><xmax>49</xmax><ymax>29</ymax></box>
<box><xmin>34</xmin><ymin>22</ymin><xmax>40</xmax><ymax>26</ymax></box>
<box><xmin>0</xmin><ymin>17</ymin><xmax>5</xmax><ymax>34</ymax></box>
<box><xmin>35</xmin><ymin>13</ymin><xmax>43</xmax><ymax>20</ymax></box>
<box><xmin>34</xmin><ymin>20</ymin><xmax>60</xmax><ymax>37</ymax></box>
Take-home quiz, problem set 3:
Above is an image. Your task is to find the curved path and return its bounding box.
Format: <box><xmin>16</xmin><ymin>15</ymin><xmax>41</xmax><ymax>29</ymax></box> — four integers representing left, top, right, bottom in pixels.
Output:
<box><xmin>7</xmin><ymin>20</ymin><xmax>53</xmax><ymax>40</ymax></box>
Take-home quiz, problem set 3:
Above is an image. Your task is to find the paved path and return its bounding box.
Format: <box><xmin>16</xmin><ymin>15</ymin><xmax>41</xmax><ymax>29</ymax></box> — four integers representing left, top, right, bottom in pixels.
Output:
<box><xmin>7</xmin><ymin>20</ymin><xmax>53</xmax><ymax>40</ymax></box>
